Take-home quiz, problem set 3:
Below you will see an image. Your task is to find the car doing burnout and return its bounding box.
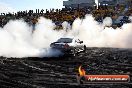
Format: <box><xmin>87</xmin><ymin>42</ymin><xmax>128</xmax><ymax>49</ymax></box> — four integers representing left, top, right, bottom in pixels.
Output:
<box><xmin>50</xmin><ymin>38</ymin><xmax>86</xmax><ymax>56</ymax></box>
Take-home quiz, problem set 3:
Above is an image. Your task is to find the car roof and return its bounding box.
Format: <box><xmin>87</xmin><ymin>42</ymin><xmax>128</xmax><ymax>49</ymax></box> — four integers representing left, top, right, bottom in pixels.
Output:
<box><xmin>59</xmin><ymin>38</ymin><xmax>73</xmax><ymax>39</ymax></box>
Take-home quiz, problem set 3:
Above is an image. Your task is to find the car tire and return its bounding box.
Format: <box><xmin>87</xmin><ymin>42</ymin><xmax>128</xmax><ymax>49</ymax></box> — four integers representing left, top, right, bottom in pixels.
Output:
<box><xmin>73</xmin><ymin>48</ymin><xmax>76</xmax><ymax>56</ymax></box>
<box><xmin>83</xmin><ymin>45</ymin><xmax>86</xmax><ymax>52</ymax></box>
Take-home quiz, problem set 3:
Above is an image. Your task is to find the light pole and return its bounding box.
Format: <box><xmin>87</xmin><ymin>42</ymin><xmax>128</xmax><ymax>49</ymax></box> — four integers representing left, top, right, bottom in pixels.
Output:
<box><xmin>95</xmin><ymin>0</ymin><xmax>99</xmax><ymax>9</ymax></box>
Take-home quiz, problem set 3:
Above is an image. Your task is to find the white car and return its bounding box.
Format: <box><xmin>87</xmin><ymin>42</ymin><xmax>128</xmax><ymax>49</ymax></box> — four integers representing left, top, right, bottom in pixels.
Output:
<box><xmin>50</xmin><ymin>38</ymin><xmax>86</xmax><ymax>56</ymax></box>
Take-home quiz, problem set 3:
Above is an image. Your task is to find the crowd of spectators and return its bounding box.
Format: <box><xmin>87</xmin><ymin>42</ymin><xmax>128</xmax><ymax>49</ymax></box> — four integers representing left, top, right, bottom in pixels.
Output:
<box><xmin>0</xmin><ymin>5</ymin><xmax>132</xmax><ymax>29</ymax></box>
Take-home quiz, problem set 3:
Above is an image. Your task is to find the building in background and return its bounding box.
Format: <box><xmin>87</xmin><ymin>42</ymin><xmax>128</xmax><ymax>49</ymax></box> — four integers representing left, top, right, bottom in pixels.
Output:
<box><xmin>63</xmin><ymin>0</ymin><xmax>94</xmax><ymax>8</ymax></box>
<box><xmin>63</xmin><ymin>0</ymin><xmax>130</xmax><ymax>8</ymax></box>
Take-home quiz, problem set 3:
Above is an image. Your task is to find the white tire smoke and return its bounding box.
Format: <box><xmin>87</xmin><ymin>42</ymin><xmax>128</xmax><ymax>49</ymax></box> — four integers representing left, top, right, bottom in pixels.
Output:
<box><xmin>0</xmin><ymin>15</ymin><xmax>131</xmax><ymax>57</ymax></box>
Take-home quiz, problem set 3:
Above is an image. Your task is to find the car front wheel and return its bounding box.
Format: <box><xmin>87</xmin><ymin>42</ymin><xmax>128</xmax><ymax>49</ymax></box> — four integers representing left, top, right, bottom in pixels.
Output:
<box><xmin>83</xmin><ymin>45</ymin><xmax>86</xmax><ymax>52</ymax></box>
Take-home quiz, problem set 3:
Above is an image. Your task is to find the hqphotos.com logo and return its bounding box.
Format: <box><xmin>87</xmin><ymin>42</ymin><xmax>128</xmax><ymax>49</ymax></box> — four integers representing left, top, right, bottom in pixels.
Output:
<box><xmin>78</xmin><ymin>66</ymin><xmax>130</xmax><ymax>83</ymax></box>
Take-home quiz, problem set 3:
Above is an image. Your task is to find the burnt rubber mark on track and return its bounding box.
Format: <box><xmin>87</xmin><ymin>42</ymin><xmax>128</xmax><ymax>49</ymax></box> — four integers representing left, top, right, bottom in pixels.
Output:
<box><xmin>0</xmin><ymin>47</ymin><xmax>132</xmax><ymax>87</ymax></box>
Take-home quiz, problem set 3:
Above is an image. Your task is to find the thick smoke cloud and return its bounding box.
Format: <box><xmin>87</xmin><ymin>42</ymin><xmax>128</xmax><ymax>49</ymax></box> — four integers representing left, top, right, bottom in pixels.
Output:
<box><xmin>0</xmin><ymin>19</ymin><xmax>62</xmax><ymax>57</ymax></box>
<box><xmin>70</xmin><ymin>15</ymin><xmax>132</xmax><ymax>48</ymax></box>
<box><xmin>0</xmin><ymin>14</ymin><xmax>132</xmax><ymax>57</ymax></box>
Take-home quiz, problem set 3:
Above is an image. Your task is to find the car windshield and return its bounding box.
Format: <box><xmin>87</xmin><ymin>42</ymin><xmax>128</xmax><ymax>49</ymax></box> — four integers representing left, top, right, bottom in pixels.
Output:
<box><xmin>57</xmin><ymin>38</ymin><xmax>73</xmax><ymax>43</ymax></box>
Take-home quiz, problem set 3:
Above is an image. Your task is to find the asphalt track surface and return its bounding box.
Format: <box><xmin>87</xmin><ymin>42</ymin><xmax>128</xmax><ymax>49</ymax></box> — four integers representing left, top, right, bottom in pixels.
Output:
<box><xmin>0</xmin><ymin>47</ymin><xmax>132</xmax><ymax>88</ymax></box>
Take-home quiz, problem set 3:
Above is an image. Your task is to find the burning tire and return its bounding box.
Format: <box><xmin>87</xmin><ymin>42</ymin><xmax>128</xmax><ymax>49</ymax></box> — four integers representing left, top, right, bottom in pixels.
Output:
<box><xmin>77</xmin><ymin>66</ymin><xmax>86</xmax><ymax>85</ymax></box>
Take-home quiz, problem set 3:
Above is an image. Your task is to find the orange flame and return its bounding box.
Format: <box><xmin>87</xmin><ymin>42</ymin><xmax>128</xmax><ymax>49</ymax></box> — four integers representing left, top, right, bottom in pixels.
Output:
<box><xmin>79</xmin><ymin>66</ymin><xmax>86</xmax><ymax>76</ymax></box>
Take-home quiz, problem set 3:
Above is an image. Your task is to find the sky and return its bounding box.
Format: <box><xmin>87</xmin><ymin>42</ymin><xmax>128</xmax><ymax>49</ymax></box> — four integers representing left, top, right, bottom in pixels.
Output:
<box><xmin>0</xmin><ymin>0</ymin><xmax>66</xmax><ymax>13</ymax></box>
